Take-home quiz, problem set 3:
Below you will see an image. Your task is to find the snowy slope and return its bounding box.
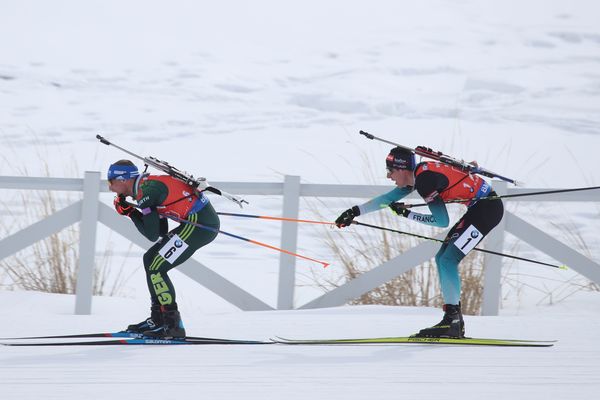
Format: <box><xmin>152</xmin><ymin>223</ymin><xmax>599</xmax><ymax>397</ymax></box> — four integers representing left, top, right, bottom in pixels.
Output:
<box><xmin>0</xmin><ymin>290</ymin><xmax>599</xmax><ymax>400</ymax></box>
<box><xmin>1</xmin><ymin>0</ymin><xmax>600</xmax><ymax>187</ymax></box>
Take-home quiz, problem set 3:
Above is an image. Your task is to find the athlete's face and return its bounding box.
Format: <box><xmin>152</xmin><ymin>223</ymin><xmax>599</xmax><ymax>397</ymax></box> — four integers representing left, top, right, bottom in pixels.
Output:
<box><xmin>108</xmin><ymin>179</ymin><xmax>134</xmax><ymax>196</ymax></box>
<box><xmin>387</xmin><ymin>168</ymin><xmax>414</xmax><ymax>188</ymax></box>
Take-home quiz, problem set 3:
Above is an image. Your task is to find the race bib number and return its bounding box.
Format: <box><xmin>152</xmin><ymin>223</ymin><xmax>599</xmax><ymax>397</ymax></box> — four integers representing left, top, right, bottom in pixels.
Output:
<box><xmin>453</xmin><ymin>225</ymin><xmax>483</xmax><ymax>255</ymax></box>
<box><xmin>158</xmin><ymin>234</ymin><xmax>189</xmax><ymax>264</ymax></box>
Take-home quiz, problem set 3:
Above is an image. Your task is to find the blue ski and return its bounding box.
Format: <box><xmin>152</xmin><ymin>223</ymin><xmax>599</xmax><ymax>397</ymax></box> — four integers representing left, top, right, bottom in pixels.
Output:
<box><xmin>0</xmin><ymin>331</ymin><xmax>253</xmax><ymax>343</ymax></box>
<box><xmin>1</xmin><ymin>337</ymin><xmax>272</xmax><ymax>346</ymax></box>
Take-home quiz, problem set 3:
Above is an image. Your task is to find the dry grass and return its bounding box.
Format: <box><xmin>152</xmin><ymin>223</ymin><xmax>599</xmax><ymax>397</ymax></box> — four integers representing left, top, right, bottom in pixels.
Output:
<box><xmin>499</xmin><ymin>202</ymin><xmax>600</xmax><ymax>308</ymax></box>
<box><xmin>0</xmin><ymin>160</ymin><xmax>134</xmax><ymax>296</ymax></box>
<box><xmin>309</xmin><ymin>205</ymin><xmax>485</xmax><ymax>315</ymax></box>
<box><xmin>312</xmin><ymin>202</ymin><xmax>600</xmax><ymax>316</ymax></box>
<box><xmin>306</xmin><ymin>146</ymin><xmax>599</xmax><ymax>315</ymax></box>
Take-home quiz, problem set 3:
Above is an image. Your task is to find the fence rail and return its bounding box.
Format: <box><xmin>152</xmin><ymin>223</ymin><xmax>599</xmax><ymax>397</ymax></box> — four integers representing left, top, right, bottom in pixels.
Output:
<box><xmin>1</xmin><ymin>173</ymin><xmax>599</xmax><ymax>315</ymax></box>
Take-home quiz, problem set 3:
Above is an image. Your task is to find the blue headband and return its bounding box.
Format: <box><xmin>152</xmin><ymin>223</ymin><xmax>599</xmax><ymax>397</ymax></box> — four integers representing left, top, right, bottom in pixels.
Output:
<box><xmin>107</xmin><ymin>164</ymin><xmax>139</xmax><ymax>181</ymax></box>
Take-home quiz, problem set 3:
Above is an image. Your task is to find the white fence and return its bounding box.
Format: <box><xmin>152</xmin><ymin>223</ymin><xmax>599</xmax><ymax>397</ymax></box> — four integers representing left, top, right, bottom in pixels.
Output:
<box><xmin>1</xmin><ymin>173</ymin><xmax>599</xmax><ymax>316</ymax></box>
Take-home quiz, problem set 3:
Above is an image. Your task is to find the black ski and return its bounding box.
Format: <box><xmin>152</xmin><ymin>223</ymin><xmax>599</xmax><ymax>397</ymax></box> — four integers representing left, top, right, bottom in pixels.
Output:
<box><xmin>1</xmin><ymin>337</ymin><xmax>272</xmax><ymax>347</ymax></box>
<box><xmin>0</xmin><ymin>331</ymin><xmax>249</xmax><ymax>342</ymax></box>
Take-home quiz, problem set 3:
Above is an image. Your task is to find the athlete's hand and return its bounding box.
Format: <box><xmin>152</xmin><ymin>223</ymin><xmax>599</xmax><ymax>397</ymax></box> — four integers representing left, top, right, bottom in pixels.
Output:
<box><xmin>114</xmin><ymin>195</ymin><xmax>134</xmax><ymax>216</ymax></box>
<box><xmin>335</xmin><ymin>206</ymin><xmax>360</xmax><ymax>228</ymax></box>
<box><xmin>389</xmin><ymin>202</ymin><xmax>410</xmax><ymax>217</ymax></box>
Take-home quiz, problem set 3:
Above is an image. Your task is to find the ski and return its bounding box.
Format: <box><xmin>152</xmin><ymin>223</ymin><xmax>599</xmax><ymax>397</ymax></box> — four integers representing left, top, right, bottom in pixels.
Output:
<box><xmin>0</xmin><ymin>331</ymin><xmax>252</xmax><ymax>342</ymax></box>
<box><xmin>273</xmin><ymin>336</ymin><xmax>555</xmax><ymax>347</ymax></box>
<box><xmin>1</xmin><ymin>337</ymin><xmax>272</xmax><ymax>347</ymax></box>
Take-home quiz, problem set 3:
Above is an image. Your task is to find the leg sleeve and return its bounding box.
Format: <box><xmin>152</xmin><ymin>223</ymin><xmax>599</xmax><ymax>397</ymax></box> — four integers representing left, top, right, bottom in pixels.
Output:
<box><xmin>435</xmin><ymin>244</ymin><xmax>464</xmax><ymax>305</ymax></box>
<box><xmin>143</xmin><ymin>207</ymin><xmax>220</xmax><ymax>306</ymax></box>
<box><xmin>434</xmin><ymin>198</ymin><xmax>504</xmax><ymax>304</ymax></box>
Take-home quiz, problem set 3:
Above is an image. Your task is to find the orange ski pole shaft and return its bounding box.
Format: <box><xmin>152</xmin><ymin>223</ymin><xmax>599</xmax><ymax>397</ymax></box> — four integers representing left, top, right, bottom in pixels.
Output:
<box><xmin>168</xmin><ymin>215</ymin><xmax>330</xmax><ymax>268</ymax></box>
<box><xmin>217</xmin><ymin>211</ymin><xmax>335</xmax><ymax>225</ymax></box>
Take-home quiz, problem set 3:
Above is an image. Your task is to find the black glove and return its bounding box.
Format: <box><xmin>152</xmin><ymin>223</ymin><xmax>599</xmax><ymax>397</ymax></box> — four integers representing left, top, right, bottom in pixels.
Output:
<box><xmin>335</xmin><ymin>206</ymin><xmax>360</xmax><ymax>228</ymax></box>
<box><xmin>389</xmin><ymin>202</ymin><xmax>411</xmax><ymax>217</ymax></box>
<box><xmin>114</xmin><ymin>195</ymin><xmax>134</xmax><ymax>216</ymax></box>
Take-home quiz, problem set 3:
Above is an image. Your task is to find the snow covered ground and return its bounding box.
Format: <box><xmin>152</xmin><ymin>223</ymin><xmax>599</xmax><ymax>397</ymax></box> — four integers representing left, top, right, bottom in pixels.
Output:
<box><xmin>1</xmin><ymin>0</ymin><xmax>600</xmax><ymax>398</ymax></box>
<box><xmin>1</xmin><ymin>290</ymin><xmax>599</xmax><ymax>400</ymax></box>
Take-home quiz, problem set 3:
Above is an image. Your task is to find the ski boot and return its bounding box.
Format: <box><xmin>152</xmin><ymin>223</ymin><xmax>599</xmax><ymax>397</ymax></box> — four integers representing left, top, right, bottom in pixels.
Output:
<box><xmin>414</xmin><ymin>304</ymin><xmax>465</xmax><ymax>338</ymax></box>
<box><xmin>126</xmin><ymin>304</ymin><xmax>163</xmax><ymax>334</ymax></box>
<box><xmin>142</xmin><ymin>304</ymin><xmax>186</xmax><ymax>339</ymax></box>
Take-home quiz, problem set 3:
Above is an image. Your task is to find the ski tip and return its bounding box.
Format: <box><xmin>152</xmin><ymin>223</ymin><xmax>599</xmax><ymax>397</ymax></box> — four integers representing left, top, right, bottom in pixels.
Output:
<box><xmin>513</xmin><ymin>180</ymin><xmax>526</xmax><ymax>187</ymax></box>
<box><xmin>559</xmin><ymin>264</ymin><xmax>569</xmax><ymax>271</ymax></box>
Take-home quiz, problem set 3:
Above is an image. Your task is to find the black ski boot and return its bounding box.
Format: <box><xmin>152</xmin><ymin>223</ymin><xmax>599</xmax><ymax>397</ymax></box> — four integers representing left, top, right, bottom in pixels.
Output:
<box><xmin>142</xmin><ymin>304</ymin><xmax>186</xmax><ymax>339</ymax></box>
<box><xmin>414</xmin><ymin>304</ymin><xmax>465</xmax><ymax>338</ymax></box>
<box><xmin>126</xmin><ymin>304</ymin><xmax>163</xmax><ymax>334</ymax></box>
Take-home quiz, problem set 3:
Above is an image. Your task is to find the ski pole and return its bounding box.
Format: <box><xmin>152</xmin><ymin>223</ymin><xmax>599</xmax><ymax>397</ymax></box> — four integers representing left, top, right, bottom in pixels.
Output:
<box><xmin>352</xmin><ymin>221</ymin><xmax>568</xmax><ymax>270</ymax></box>
<box><xmin>217</xmin><ymin>212</ymin><xmax>335</xmax><ymax>225</ymax></box>
<box><xmin>359</xmin><ymin>130</ymin><xmax>523</xmax><ymax>186</ymax></box>
<box><xmin>400</xmin><ymin>185</ymin><xmax>600</xmax><ymax>209</ymax></box>
<box><xmin>117</xmin><ymin>198</ymin><xmax>331</xmax><ymax>267</ymax></box>
<box><xmin>166</xmin><ymin>215</ymin><xmax>330</xmax><ymax>268</ymax></box>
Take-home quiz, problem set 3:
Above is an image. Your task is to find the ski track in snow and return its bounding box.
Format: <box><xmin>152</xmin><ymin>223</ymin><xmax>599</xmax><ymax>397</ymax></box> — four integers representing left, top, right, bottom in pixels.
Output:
<box><xmin>0</xmin><ymin>291</ymin><xmax>599</xmax><ymax>399</ymax></box>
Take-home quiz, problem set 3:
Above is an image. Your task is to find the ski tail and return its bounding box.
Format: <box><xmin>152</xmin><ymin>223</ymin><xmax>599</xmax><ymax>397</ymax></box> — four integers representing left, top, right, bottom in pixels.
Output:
<box><xmin>0</xmin><ymin>332</ymin><xmax>139</xmax><ymax>340</ymax></box>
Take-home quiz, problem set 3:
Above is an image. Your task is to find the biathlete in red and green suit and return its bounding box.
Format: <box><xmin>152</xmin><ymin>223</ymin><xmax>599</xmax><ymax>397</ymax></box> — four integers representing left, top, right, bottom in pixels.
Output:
<box><xmin>335</xmin><ymin>147</ymin><xmax>504</xmax><ymax>338</ymax></box>
<box><xmin>107</xmin><ymin>159</ymin><xmax>220</xmax><ymax>339</ymax></box>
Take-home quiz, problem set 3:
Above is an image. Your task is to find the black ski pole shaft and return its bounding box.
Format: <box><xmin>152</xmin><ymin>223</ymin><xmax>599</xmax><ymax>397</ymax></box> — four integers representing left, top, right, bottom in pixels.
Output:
<box><xmin>404</xmin><ymin>185</ymin><xmax>600</xmax><ymax>209</ymax></box>
<box><xmin>352</xmin><ymin>221</ymin><xmax>567</xmax><ymax>270</ymax></box>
